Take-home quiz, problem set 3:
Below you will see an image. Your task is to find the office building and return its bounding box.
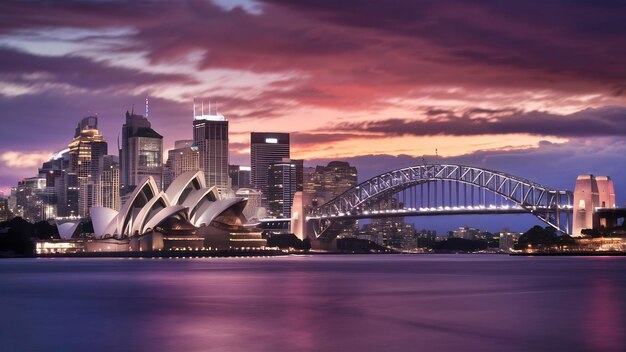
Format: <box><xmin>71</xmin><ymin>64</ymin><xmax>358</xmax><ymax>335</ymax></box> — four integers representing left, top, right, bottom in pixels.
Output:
<box><xmin>251</xmin><ymin>132</ymin><xmax>290</xmax><ymax>205</ymax></box>
<box><xmin>164</xmin><ymin>140</ymin><xmax>199</xmax><ymax>190</ymax></box>
<box><xmin>229</xmin><ymin>165</ymin><xmax>251</xmax><ymax>190</ymax></box>
<box><xmin>94</xmin><ymin>155</ymin><xmax>120</xmax><ymax>211</ymax></box>
<box><xmin>67</xmin><ymin>116</ymin><xmax>108</xmax><ymax>217</ymax></box>
<box><xmin>267</xmin><ymin>158</ymin><xmax>298</xmax><ymax>218</ymax></box>
<box><xmin>499</xmin><ymin>232</ymin><xmax>521</xmax><ymax>252</ymax></box>
<box><xmin>120</xmin><ymin>110</ymin><xmax>163</xmax><ymax>194</ymax></box>
<box><xmin>15</xmin><ymin>176</ymin><xmax>47</xmax><ymax>222</ymax></box>
<box><xmin>193</xmin><ymin>102</ymin><xmax>229</xmax><ymax>192</ymax></box>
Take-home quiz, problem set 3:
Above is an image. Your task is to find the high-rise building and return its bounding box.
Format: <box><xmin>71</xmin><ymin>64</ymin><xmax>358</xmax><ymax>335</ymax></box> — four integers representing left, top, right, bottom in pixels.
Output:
<box><xmin>67</xmin><ymin>116</ymin><xmax>108</xmax><ymax>217</ymax></box>
<box><xmin>15</xmin><ymin>176</ymin><xmax>46</xmax><ymax>222</ymax></box>
<box><xmin>267</xmin><ymin>158</ymin><xmax>298</xmax><ymax>218</ymax></box>
<box><xmin>229</xmin><ymin>165</ymin><xmax>251</xmax><ymax>190</ymax></box>
<box><xmin>291</xmin><ymin>159</ymin><xmax>304</xmax><ymax>192</ymax></box>
<box><xmin>164</xmin><ymin>140</ymin><xmax>199</xmax><ymax>190</ymax></box>
<box><xmin>303</xmin><ymin>161</ymin><xmax>358</xmax><ymax>206</ymax></box>
<box><xmin>95</xmin><ymin>155</ymin><xmax>120</xmax><ymax>211</ymax></box>
<box><xmin>250</xmin><ymin>132</ymin><xmax>290</xmax><ymax>205</ymax></box>
<box><xmin>120</xmin><ymin>110</ymin><xmax>163</xmax><ymax>195</ymax></box>
<box><xmin>0</xmin><ymin>198</ymin><xmax>10</xmax><ymax>222</ymax></box>
<box><xmin>193</xmin><ymin>103</ymin><xmax>229</xmax><ymax>191</ymax></box>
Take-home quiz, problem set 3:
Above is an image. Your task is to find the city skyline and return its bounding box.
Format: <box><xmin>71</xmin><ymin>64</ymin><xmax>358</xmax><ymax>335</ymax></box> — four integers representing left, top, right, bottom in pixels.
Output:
<box><xmin>1</xmin><ymin>1</ymin><xmax>626</xmax><ymax>232</ymax></box>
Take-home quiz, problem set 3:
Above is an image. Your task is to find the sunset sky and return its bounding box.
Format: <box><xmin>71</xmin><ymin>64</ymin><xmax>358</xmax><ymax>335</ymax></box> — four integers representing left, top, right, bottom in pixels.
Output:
<box><xmin>1</xmin><ymin>0</ymin><xmax>626</xmax><ymax>229</ymax></box>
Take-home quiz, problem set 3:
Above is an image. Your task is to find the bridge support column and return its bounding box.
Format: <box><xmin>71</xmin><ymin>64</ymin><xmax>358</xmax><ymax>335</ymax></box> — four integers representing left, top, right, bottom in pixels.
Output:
<box><xmin>291</xmin><ymin>191</ymin><xmax>308</xmax><ymax>241</ymax></box>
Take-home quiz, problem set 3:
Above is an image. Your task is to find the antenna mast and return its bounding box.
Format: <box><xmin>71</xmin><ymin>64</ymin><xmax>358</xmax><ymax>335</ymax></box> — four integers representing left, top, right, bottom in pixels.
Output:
<box><xmin>145</xmin><ymin>96</ymin><xmax>149</xmax><ymax>118</ymax></box>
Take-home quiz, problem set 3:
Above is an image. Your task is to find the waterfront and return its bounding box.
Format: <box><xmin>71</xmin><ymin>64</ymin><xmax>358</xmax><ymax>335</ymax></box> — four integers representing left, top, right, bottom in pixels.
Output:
<box><xmin>1</xmin><ymin>255</ymin><xmax>625</xmax><ymax>352</ymax></box>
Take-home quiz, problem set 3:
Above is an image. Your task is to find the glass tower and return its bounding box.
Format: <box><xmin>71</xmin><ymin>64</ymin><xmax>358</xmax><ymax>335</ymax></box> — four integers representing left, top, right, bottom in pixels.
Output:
<box><xmin>192</xmin><ymin>103</ymin><xmax>229</xmax><ymax>192</ymax></box>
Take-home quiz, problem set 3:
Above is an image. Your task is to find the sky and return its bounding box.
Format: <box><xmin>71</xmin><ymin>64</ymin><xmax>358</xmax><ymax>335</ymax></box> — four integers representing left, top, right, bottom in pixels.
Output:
<box><xmin>1</xmin><ymin>0</ymin><xmax>626</xmax><ymax>232</ymax></box>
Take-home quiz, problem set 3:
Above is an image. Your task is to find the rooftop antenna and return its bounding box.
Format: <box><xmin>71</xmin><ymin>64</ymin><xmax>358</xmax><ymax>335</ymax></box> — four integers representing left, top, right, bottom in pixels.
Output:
<box><xmin>216</xmin><ymin>101</ymin><xmax>218</xmax><ymax>115</ymax></box>
<box><xmin>209</xmin><ymin>100</ymin><xmax>212</xmax><ymax>115</ymax></box>
<box><xmin>145</xmin><ymin>96</ymin><xmax>149</xmax><ymax>118</ymax></box>
<box><xmin>193</xmin><ymin>99</ymin><xmax>196</xmax><ymax>117</ymax></box>
<box><xmin>201</xmin><ymin>100</ymin><xmax>204</xmax><ymax>115</ymax></box>
<box><xmin>131</xmin><ymin>104</ymin><xmax>134</xmax><ymax>115</ymax></box>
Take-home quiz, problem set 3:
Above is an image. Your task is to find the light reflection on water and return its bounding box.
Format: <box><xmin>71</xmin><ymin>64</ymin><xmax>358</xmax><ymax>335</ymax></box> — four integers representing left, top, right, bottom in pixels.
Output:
<box><xmin>1</xmin><ymin>255</ymin><xmax>625</xmax><ymax>352</ymax></box>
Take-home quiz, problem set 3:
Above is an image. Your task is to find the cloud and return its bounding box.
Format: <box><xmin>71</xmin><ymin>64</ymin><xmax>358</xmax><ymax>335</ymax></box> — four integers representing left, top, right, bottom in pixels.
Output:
<box><xmin>0</xmin><ymin>151</ymin><xmax>52</xmax><ymax>168</ymax></box>
<box><xmin>330</xmin><ymin>106</ymin><xmax>626</xmax><ymax>138</ymax></box>
<box><xmin>0</xmin><ymin>47</ymin><xmax>195</xmax><ymax>92</ymax></box>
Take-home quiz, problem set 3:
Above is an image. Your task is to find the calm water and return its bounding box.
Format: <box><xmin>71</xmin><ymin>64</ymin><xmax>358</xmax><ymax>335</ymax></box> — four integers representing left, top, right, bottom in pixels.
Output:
<box><xmin>1</xmin><ymin>255</ymin><xmax>625</xmax><ymax>352</ymax></box>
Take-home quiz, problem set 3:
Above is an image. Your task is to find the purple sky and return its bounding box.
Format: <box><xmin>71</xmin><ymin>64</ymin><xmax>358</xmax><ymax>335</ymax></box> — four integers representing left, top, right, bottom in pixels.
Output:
<box><xmin>1</xmin><ymin>0</ymin><xmax>625</xmax><ymax>232</ymax></box>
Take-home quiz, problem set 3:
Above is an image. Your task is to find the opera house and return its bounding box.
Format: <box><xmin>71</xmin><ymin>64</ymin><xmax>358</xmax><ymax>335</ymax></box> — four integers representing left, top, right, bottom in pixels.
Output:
<box><xmin>36</xmin><ymin>171</ymin><xmax>266</xmax><ymax>254</ymax></box>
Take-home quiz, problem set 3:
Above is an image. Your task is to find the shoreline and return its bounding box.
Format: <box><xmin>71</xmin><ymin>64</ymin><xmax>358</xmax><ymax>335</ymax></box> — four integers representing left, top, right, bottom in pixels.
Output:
<box><xmin>33</xmin><ymin>249</ymin><xmax>287</xmax><ymax>259</ymax></box>
<box><xmin>510</xmin><ymin>251</ymin><xmax>626</xmax><ymax>256</ymax></box>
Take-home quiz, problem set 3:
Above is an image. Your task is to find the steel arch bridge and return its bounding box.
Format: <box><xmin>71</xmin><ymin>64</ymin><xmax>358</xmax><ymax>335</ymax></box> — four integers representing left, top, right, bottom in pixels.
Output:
<box><xmin>299</xmin><ymin>164</ymin><xmax>574</xmax><ymax>239</ymax></box>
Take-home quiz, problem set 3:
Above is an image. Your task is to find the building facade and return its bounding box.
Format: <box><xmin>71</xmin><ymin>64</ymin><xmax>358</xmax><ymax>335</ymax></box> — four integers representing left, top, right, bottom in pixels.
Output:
<box><xmin>303</xmin><ymin>161</ymin><xmax>358</xmax><ymax>206</ymax></box>
<box><xmin>573</xmin><ymin>174</ymin><xmax>617</xmax><ymax>236</ymax></box>
<box><xmin>164</xmin><ymin>140</ymin><xmax>199</xmax><ymax>190</ymax></box>
<box><xmin>94</xmin><ymin>155</ymin><xmax>120</xmax><ymax>211</ymax></box>
<box><xmin>229</xmin><ymin>165</ymin><xmax>251</xmax><ymax>191</ymax></box>
<box><xmin>267</xmin><ymin>158</ymin><xmax>298</xmax><ymax>218</ymax></box>
<box><xmin>250</xmin><ymin>132</ymin><xmax>290</xmax><ymax>205</ymax></box>
<box><xmin>120</xmin><ymin>111</ymin><xmax>163</xmax><ymax>195</ymax></box>
<box><xmin>67</xmin><ymin>116</ymin><xmax>108</xmax><ymax>217</ymax></box>
<box><xmin>193</xmin><ymin>105</ymin><xmax>229</xmax><ymax>192</ymax></box>
<box><xmin>0</xmin><ymin>198</ymin><xmax>10</xmax><ymax>222</ymax></box>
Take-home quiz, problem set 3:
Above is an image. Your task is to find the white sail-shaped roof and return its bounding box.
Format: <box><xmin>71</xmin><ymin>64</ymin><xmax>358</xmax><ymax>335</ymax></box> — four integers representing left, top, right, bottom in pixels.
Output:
<box><xmin>117</xmin><ymin>177</ymin><xmax>159</xmax><ymax>236</ymax></box>
<box><xmin>182</xmin><ymin>186</ymin><xmax>219</xmax><ymax>219</ymax></box>
<box><xmin>90</xmin><ymin>207</ymin><xmax>119</xmax><ymax>238</ymax></box>
<box><xmin>165</xmin><ymin>170</ymin><xmax>207</xmax><ymax>205</ymax></box>
<box><xmin>88</xmin><ymin>171</ymin><xmax>248</xmax><ymax>237</ymax></box>
<box><xmin>57</xmin><ymin>221</ymin><xmax>80</xmax><ymax>239</ymax></box>
<box><xmin>130</xmin><ymin>192</ymin><xmax>171</xmax><ymax>235</ymax></box>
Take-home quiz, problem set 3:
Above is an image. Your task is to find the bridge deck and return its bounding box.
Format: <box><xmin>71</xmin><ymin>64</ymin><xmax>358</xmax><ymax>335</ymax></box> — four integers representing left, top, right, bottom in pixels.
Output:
<box><xmin>308</xmin><ymin>207</ymin><xmax>570</xmax><ymax>221</ymax></box>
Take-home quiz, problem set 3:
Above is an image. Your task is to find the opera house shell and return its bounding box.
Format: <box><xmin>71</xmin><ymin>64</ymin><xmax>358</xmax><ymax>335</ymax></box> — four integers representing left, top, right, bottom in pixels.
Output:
<box><xmin>87</xmin><ymin>171</ymin><xmax>263</xmax><ymax>249</ymax></box>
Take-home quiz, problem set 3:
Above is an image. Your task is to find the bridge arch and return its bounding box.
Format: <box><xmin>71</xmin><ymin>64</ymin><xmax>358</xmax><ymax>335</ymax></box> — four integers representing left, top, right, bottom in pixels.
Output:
<box><xmin>305</xmin><ymin>164</ymin><xmax>573</xmax><ymax>238</ymax></box>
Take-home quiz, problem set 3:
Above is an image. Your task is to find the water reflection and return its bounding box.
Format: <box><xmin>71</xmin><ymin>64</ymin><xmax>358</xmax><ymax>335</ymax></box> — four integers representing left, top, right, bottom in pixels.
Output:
<box><xmin>585</xmin><ymin>277</ymin><xmax>624</xmax><ymax>351</ymax></box>
<box><xmin>1</xmin><ymin>256</ymin><xmax>626</xmax><ymax>352</ymax></box>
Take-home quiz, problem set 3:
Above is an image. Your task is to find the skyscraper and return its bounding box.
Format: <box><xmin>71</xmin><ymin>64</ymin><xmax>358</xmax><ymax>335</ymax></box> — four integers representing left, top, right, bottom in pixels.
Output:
<box><xmin>267</xmin><ymin>158</ymin><xmax>298</xmax><ymax>218</ymax></box>
<box><xmin>229</xmin><ymin>165</ymin><xmax>251</xmax><ymax>190</ymax></box>
<box><xmin>95</xmin><ymin>155</ymin><xmax>120</xmax><ymax>211</ymax></box>
<box><xmin>67</xmin><ymin>116</ymin><xmax>108</xmax><ymax>217</ymax></box>
<box><xmin>163</xmin><ymin>140</ymin><xmax>199</xmax><ymax>190</ymax></box>
<box><xmin>250</xmin><ymin>132</ymin><xmax>290</xmax><ymax>205</ymax></box>
<box><xmin>192</xmin><ymin>102</ymin><xmax>229</xmax><ymax>191</ymax></box>
<box><xmin>120</xmin><ymin>110</ymin><xmax>163</xmax><ymax>195</ymax></box>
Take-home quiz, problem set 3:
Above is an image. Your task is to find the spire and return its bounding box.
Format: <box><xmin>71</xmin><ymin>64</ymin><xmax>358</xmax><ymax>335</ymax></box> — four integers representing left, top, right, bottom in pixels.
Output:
<box><xmin>145</xmin><ymin>96</ymin><xmax>149</xmax><ymax>118</ymax></box>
